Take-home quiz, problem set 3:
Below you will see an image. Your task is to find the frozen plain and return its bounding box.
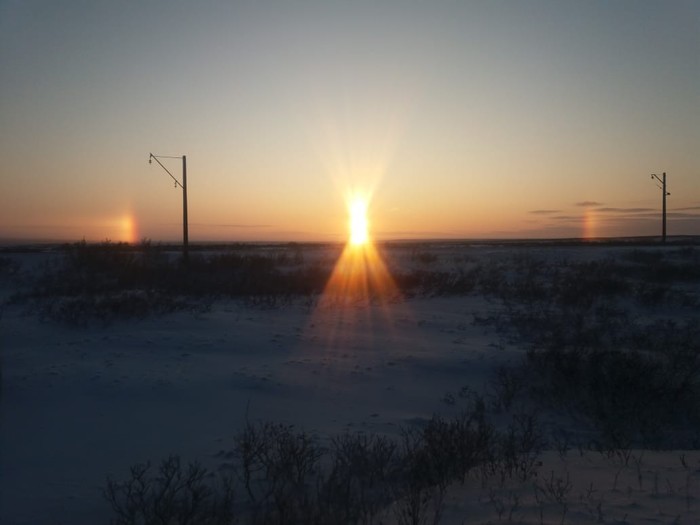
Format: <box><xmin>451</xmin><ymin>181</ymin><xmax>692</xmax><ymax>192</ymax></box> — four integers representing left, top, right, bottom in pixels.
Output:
<box><xmin>1</xmin><ymin>241</ymin><xmax>700</xmax><ymax>524</ymax></box>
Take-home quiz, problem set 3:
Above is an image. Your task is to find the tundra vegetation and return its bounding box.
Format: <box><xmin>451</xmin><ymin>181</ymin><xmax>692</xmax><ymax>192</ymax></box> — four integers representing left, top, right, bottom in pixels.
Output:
<box><xmin>3</xmin><ymin>239</ymin><xmax>700</xmax><ymax>523</ymax></box>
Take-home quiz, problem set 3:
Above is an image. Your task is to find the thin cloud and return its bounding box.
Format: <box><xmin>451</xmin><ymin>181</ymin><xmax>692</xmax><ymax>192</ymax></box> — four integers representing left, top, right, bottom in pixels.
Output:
<box><xmin>374</xmin><ymin>229</ymin><xmax>465</xmax><ymax>238</ymax></box>
<box><xmin>595</xmin><ymin>207</ymin><xmax>655</xmax><ymax>214</ymax></box>
<box><xmin>575</xmin><ymin>201</ymin><xmax>603</xmax><ymax>207</ymax></box>
<box><xmin>654</xmin><ymin>212</ymin><xmax>700</xmax><ymax>219</ymax></box>
<box><xmin>552</xmin><ymin>215</ymin><xmax>583</xmax><ymax>221</ymax></box>
<box><xmin>529</xmin><ymin>209</ymin><xmax>561</xmax><ymax>215</ymax></box>
<box><xmin>189</xmin><ymin>223</ymin><xmax>271</xmax><ymax>228</ymax></box>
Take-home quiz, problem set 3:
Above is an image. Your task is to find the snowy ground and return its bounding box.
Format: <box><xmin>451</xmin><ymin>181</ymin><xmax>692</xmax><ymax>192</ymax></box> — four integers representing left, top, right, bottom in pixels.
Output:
<box><xmin>1</xmin><ymin>242</ymin><xmax>699</xmax><ymax>524</ymax></box>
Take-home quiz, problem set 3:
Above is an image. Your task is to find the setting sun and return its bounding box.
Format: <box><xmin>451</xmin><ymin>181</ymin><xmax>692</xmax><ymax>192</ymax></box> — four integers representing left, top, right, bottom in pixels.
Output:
<box><xmin>324</xmin><ymin>193</ymin><xmax>398</xmax><ymax>304</ymax></box>
<box><xmin>349</xmin><ymin>198</ymin><xmax>369</xmax><ymax>246</ymax></box>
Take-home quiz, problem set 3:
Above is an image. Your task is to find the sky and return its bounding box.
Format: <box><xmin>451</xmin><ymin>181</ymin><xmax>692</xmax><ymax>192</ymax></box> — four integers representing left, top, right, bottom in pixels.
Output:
<box><xmin>1</xmin><ymin>0</ymin><xmax>698</xmax><ymax>243</ymax></box>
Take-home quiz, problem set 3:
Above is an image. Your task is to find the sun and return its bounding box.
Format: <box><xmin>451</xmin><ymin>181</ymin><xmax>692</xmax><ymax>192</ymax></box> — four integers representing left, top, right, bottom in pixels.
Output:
<box><xmin>349</xmin><ymin>197</ymin><xmax>369</xmax><ymax>246</ymax></box>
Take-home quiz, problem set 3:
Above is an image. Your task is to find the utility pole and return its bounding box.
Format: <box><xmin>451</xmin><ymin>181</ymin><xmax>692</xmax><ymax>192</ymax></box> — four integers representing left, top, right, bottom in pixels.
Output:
<box><xmin>650</xmin><ymin>172</ymin><xmax>670</xmax><ymax>243</ymax></box>
<box><xmin>149</xmin><ymin>153</ymin><xmax>189</xmax><ymax>262</ymax></box>
<box><xmin>182</xmin><ymin>155</ymin><xmax>188</xmax><ymax>258</ymax></box>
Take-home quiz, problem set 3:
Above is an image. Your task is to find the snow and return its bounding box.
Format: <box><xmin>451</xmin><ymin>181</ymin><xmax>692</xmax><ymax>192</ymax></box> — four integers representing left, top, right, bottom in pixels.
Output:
<box><xmin>1</xmin><ymin>243</ymin><xmax>699</xmax><ymax>524</ymax></box>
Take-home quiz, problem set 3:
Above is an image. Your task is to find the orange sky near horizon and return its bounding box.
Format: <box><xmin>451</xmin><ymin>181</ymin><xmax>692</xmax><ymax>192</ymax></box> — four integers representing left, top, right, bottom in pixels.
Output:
<box><xmin>1</xmin><ymin>1</ymin><xmax>698</xmax><ymax>243</ymax></box>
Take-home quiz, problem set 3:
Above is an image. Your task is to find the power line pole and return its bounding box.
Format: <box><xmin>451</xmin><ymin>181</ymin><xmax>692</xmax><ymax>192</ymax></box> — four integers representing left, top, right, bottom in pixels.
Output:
<box><xmin>182</xmin><ymin>155</ymin><xmax>188</xmax><ymax>259</ymax></box>
<box><xmin>650</xmin><ymin>172</ymin><xmax>670</xmax><ymax>243</ymax></box>
<box><xmin>149</xmin><ymin>153</ymin><xmax>189</xmax><ymax>262</ymax></box>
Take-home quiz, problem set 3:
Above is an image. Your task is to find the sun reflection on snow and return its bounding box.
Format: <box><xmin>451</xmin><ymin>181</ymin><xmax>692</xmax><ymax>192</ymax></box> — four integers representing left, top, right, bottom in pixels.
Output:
<box><xmin>301</xmin><ymin>197</ymin><xmax>416</xmax><ymax>376</ymax></box>
<box><xmin>302</xmin><ymin>238</ymin><xmax>404</xmax><ymax>371</ymax></box>
<box><xmin>321</xmin><ymin>191</ymin><xmax>398</xmax><ymax>305</ymax></box>
<box><xmin>321</xmin><ymin>241</ymin><xmax>398</xmax><ymax>305</ymax></box>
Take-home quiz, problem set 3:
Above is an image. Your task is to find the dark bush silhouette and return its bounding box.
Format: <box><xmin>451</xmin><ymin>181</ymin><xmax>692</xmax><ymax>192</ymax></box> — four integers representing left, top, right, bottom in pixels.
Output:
<box><xmin>107</xmin><ymin>406</ymin><xmax>540</xmax><ymax>525</ymax></box>
<box><xmin>104</xmin><ymin>456</ymin><xmax>236</xmax><ymax>525</ymax></box>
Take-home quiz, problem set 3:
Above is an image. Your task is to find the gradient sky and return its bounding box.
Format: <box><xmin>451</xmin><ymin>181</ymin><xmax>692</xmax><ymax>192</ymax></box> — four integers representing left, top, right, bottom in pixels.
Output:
<box><xmin>1</xmin><ymin>1</ymin><xmax>698</xmax><ymax>242</ymax></box>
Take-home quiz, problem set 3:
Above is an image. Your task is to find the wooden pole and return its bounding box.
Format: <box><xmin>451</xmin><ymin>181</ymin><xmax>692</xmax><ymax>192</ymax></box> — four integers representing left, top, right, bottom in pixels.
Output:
<box><xmin>662</xmin><ymin>172</ymin><xmax>667</xmax><ymax>243</ymax></box>
<box><xmin>182</xmin><ymin>155</ymin><xmax>189</xmax><ymax>261</ymax></box>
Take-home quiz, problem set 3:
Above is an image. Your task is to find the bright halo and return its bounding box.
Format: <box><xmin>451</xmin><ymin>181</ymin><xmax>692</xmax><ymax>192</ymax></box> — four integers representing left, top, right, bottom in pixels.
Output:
<box><xmin>349</xmin><ymin>198</ymin><xmax>369</xmax><ymax>246</ymax></box>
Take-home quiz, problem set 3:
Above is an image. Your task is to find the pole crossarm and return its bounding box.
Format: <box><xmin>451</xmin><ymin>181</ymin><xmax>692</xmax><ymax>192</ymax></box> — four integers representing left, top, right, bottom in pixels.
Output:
<box><xmin>148</xmin><ymin>152</ymin><xmax>189</xmax><ymax>262</ymax></box>
<box><xmin>149</xmin><ymin>153</ymin><xmax>184</xmax><ymax>189</ymax></box>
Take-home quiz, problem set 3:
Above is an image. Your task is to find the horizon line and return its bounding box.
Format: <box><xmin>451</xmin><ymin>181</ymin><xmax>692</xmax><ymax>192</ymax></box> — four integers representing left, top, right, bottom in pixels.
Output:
<box><xmin>2</xmin><ymin>234</ymin><xmax>700</xmax><ymax>249</ymax></box>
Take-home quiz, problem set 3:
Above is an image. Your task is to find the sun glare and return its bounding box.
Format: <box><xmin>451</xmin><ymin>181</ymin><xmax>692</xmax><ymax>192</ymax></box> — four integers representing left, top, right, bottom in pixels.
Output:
<box><xmin>349</xmin><ymin>198</ymin><xmax>369</xmax><ymax>246</ymax></box>
<box><xmin>318</xmin><ymin>192</ymin><xmax>399</xmax><ymax>307</ymax></box>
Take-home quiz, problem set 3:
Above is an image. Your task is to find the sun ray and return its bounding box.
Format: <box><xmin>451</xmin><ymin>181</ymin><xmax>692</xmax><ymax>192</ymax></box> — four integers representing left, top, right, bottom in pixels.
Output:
<box><xmin>320</xmin><ymin>192</ymin><xmax>399</xmax><ymax>306</ymax></box>
<box><xmin>301</xmin><ymin>188</ymin><xmax>419</xmax><ymax>371</ymax></box>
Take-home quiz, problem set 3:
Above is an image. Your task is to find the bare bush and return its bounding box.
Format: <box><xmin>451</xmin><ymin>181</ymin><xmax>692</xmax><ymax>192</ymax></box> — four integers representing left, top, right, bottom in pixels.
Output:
<box><xmin>107</xmin><ymin>399</ymin><xmax>529</xmax><ymax>525</ymax></box>
<box><xmin>392</xmin><ymin>429</ymin><xmax>446</xmax><ymax>525</ymax></box>
<box><xmin>493</xmin><ymin>412</ymin><xmax>543</xmax><ymax>484</ymax></box>
<box><xmin>104</xmin><ymin>455</ymin><xmax>236</xmax><ymax>525</ymax></box>
<box><xmin>232</xmin><ymin>420</ymin><xmax>323</xmax><ymax>523</ymax></box>
<box><xmin>320</xmin><ymin>432</ymin><xmax>398</xmax><ymax>523</ymax></box>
